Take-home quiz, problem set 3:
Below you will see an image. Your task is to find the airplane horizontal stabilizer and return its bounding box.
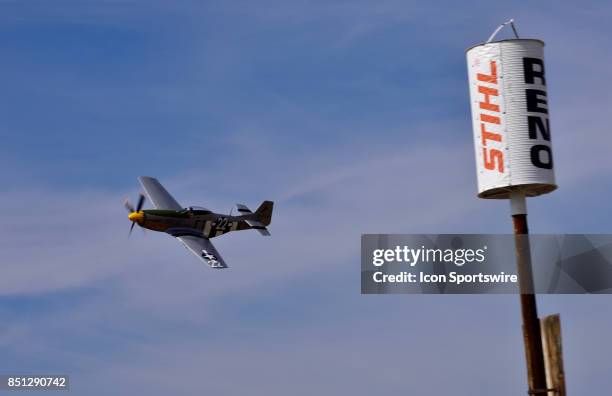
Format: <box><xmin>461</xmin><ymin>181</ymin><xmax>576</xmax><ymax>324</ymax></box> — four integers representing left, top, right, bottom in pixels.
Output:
<box><xmin>236</xmin><ymin>202</ymin><xmax>273</xmax><ymax>236</ymax></box>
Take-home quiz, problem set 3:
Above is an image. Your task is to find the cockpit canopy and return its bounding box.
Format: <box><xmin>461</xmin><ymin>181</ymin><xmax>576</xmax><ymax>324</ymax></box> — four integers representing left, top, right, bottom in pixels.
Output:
<box><xmin>181</xmin><ymin>206</ymin><xmax>212</xmax><ymax>214</ymax></box>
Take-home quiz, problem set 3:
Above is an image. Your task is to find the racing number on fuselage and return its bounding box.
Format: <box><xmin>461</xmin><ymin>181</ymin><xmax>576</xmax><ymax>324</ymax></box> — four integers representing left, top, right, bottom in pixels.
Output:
<box><xmin>216</xmin><ymin>217</ymin><xmax>232</xmax><ymax>231</ymax></box>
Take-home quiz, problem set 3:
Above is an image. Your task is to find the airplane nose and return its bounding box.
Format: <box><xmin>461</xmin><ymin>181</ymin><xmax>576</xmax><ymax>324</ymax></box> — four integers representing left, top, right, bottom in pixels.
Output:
<box><xmin>128</xmin><ymin>212</ymin><xmax>144</xmax><ymax>222</ymax></box>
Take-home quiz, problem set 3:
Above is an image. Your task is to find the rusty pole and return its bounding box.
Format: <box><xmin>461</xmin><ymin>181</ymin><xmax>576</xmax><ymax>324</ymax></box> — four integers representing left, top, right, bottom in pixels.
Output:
<box><xmin>510</xmin><ymin>191</ymin><xmax>548</xmax><ymax>395</ymax></box>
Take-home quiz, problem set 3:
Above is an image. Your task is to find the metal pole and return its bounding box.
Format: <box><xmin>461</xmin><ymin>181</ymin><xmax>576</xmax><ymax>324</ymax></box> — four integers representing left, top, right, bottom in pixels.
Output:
<box><xmin>510</xmin><ymin>191</ymin><xmax>548</xmax><ymax>395</ymax></box>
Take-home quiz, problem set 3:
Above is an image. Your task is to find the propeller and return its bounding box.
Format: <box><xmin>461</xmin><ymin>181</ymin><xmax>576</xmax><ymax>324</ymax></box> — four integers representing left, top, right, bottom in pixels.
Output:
<box><xmin>124</xmin><ymin>193</ymin><xmax>146</xmax><ymax>236</ymax></box>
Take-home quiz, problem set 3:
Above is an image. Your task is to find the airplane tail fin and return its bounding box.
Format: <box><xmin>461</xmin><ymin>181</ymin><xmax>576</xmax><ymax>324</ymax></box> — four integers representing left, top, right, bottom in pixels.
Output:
<box><xmin>254</xmin><ymin>201</ymin><xmax>273</xmax><ymax>226</ymax></box>
<box><xmin>235</xmin><ymin>201</ymin><xmax>273</xmax><ymax>236</ymax></box>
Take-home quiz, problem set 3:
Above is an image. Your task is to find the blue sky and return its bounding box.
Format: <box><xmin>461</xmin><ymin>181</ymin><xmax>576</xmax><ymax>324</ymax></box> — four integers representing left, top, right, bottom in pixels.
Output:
<box><xmin>0</xmin><ymin>1</ymin><xmax>611</xmax><ymax>395</ymax></box>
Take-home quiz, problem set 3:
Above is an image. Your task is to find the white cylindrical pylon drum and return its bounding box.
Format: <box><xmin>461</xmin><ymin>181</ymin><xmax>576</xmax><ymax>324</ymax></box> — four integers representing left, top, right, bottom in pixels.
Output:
<box><xmin>466</xmin><ymin>39</ymin><xmax>556</xmax><ymax>199</ymax></box>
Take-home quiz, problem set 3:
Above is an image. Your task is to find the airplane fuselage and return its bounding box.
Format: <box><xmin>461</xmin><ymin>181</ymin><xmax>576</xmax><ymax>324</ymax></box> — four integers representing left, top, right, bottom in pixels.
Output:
<box><xmin>131</xmin><ymin>209</ymin><xmax>254</xmax><ymax>238</ymax></box>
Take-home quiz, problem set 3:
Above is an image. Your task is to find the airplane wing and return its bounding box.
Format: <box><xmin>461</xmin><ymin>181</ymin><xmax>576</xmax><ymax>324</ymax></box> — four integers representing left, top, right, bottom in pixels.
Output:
<box><xmin>138</xmin><ymin>176</ymin><xmax>182</xmax><ymax>210</ymax></box>
<box><xmin>176</xmin><ymin>235</ymin><xmax>228</xmax><ymax>269</ymax></box>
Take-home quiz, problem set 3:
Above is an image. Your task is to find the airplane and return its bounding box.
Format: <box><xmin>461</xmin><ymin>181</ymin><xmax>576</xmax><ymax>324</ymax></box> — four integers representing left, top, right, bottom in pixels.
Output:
<box><xmin>124</xmin><ymin>176</ymin><xmax>273</xmax><ymax>269</ymax></box>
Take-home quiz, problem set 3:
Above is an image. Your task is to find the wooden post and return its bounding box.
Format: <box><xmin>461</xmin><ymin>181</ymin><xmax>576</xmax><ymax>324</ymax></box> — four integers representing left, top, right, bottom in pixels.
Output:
<box><xmin>541</xmin><ymin>314</ymin><xmax>566</xmax><ymax>396</ymax></box>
